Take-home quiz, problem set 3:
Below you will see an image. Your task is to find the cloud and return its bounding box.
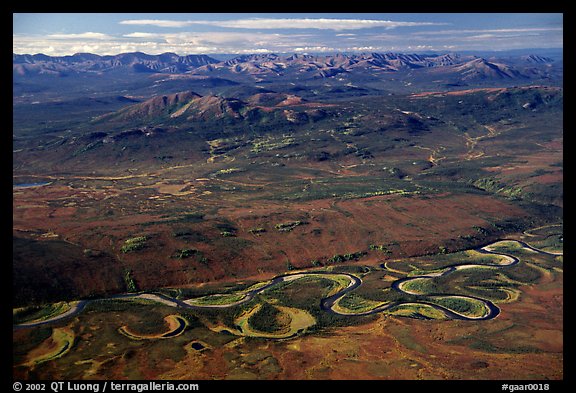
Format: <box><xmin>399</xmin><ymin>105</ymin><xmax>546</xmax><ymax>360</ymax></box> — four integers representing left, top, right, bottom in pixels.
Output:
<box><xmin>46</xmin><ymin>32</ymin><xmax>113</xmax><ymax>40</ymax></box>
<box><xmin>205</xmin><ymin>18</ymin><xmax>449</xmax><ymax>30</ymax></box>
<box><xmin>292</xmin><ymin>46</ymin><xmax>338</xmax><ymax>53</ymax></box>
<box><xmin>119</xmin><ymin>18</ymin><xmax>449</xmax><ymax>31</ymax></box>
<box><xmin>119</xmin><ymin>19</ymin><xmax>192</xmax><ymax>28</ymax></box>
<box><xmin>463</xmin><ymin>33</ymin><xmax>543</xmax><ymax>41</ymax></box>
<box><xmin>12</xmin><ymin>22</ymin><xmax>563</xmax><ymax>56</ymax></box>
<box><xmin>13</xmin><ymin>31</ymin><xmax>290</xmax><ymax>55</ymax></box>
<box><xmin>417</xmin><ymin>27</ymin><xmax>562</xmax><ymax>35</ymax></box>
<box><xmin>118</xmin><ymin>31</ymin><xmax>313</xmax><ymax>50</ymax></box>
<box><xmin>123</xmin><ymin>32</ymin><xmax>162</xmax><ymax>38</ymax></box>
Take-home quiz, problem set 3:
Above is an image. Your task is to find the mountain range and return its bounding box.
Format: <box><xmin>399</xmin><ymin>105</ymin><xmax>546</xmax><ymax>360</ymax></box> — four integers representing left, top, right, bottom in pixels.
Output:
<box><xmin>13</xmin><ymin>51</ymin><xmax>557</xmax><ymax>82</ymax></box>
<box><xmin>94</xmin><ymin>90</ymin><xmax>329</xmax><ymax>129</ymax></box>
<box><xmin>13</xmin><ymin>52</ymin><xmax>219</xmax><ymax>76</ymax></box>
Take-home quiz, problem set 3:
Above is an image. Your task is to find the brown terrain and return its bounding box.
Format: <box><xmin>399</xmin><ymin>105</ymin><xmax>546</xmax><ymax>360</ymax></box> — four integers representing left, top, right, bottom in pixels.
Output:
<box><xmin>13</xmin><ymin>50</ymin><xmax>563</xmax><ymax>380</ymax></box>
<box><xmin>13</xmin><ymin>181</ymin><xmax>529</xmax><ymax>299</ymax></box>
<box><xmin>13</xmin><ymin>227</ymin><xmax>563</xmax><ymax>380</ymax></box>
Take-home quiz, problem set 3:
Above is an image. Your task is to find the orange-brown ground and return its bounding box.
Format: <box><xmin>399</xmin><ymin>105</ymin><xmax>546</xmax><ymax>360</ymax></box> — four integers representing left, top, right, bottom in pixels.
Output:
<box><xmin>13</xmin><ymin>266</ymin><xmax>562</xmax><ymax>380</ymax></box>
<box><xmin>13</xmin><ymin>180</ymin><xmax>528</xmax><ymax>301</ymax></box>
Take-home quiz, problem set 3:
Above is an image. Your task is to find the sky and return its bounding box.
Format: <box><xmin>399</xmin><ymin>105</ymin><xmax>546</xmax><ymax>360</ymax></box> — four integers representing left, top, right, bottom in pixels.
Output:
<box><xmin>12</xmin><ymin>13</ymin><xmax>563</xmax><ymax>56</ymax></box>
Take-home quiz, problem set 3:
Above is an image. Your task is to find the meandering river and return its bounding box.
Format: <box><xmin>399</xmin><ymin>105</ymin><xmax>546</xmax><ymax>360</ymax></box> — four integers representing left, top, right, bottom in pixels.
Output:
<box><xmin>13</xmin><ymin>238</ymin><xmax>562</xmax><ymax>329</ymax></box>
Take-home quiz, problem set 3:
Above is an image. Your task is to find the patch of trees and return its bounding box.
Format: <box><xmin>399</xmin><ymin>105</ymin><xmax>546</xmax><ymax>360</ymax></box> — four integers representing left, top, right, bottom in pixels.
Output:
<box><xmin>123</xmin><ymin>269</ymin><xmax>138</xmax><ymax>292</ymax></box>
<box><xmin>369</xmin><ymin>244</ymin><xmax>392</xmax><ymax>253</ymax></box>
<box><xmin>248</xmin><ymin>303</ymin><xmax>285</xmax><ymax>333</ymax></box>
<box><xmin>275</xmin><ymin>220</ymin><xmax>307</xmax><ymax>232</ymax></box>
<box><xmin>327</xmin><ymin>251</ymin><xmax>367</xmax><ymax>264</ymax></box>
<box><xmin>121</xmin><ymin>236</ymin><xmax>147</xmax><ymax>253</ymax></box>
<box><xmin>172</xmin><ymin>248</ymin><xmax>208</xmax><ymax>264</ymax></box>
<box><xmin>248</xmin><ymin>227</ymin><xmax>266</xmax><ymax>235</ymax></box>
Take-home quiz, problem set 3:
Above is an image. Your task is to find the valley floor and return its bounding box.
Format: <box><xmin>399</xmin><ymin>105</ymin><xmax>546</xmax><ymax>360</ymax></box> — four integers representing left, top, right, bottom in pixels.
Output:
<box><xmin>13</xmin><ymin>226</ymin><xmax>563</xmax><ymax>380</ymax></box>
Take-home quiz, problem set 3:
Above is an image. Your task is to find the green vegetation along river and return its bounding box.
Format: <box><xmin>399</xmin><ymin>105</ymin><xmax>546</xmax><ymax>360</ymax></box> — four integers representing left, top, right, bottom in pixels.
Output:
<box><xmin>14</xmin><ymin>233</ymin><xmax>562</xmax><ymax>334</ymax></box>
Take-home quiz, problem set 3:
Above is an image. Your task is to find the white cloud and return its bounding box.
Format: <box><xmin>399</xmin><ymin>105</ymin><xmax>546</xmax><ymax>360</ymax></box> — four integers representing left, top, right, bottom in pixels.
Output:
<box><xmin>293</xmin><ymin>46</ymin><xmax>338</xmax><ymax>52</ymax></box>
<box><xmin>123</xmin><ymin>32</ymin><xmax>163</xmax><ymax>38</ymax></box>
<box><xmin>417</xmin><ymin>27</ymin><xmax>562</xmax><ymax>35</ymax></box>
<box><xmin>119</xmin><ymin>18</ymin><xmax>448</xmax><ymax>31</ymax></box>
<box><xmin>119</xmin><ymin>19</ymin><xmax>192</xmax><ymax>28</ymax></box>
<box><xmin>346</xmin><ymin>46</ymin><xmax>380</xmax><ymax>51</ymax></box>
<box><xmin>120</xmin><ymin>31</ymin><xmax>287</xmax><ymax>46</ymax></box>
<box><xmin>463</xmin><ymin>33</ymin><xmax>542</xmax><ymax>41</ymax></box>
<box><xmin>46</xmin><ymin>32</ymin><xmax>113</xmax><ymax>40</ymax></box>
<box><xmin>406</xmin><ymin>45</ymin><xmax>435</xmax><ymax>50</ymax></box>
<box><xmin>240</xmin><ymin>48</ymin><xmax>273</xmax><ymax>54</ymax></box>
<box><xmin>12</xmin><ymin>22</ymin><xmax>563</xmax><ymax>56</ymax></box>
<box><xmin>13</xmin><ymin>31</ymin><xmax>288</xmax><ymax>55</ymax></box>
<box><xmin>207</xmin><ymin>18</ymin><xmax>449</xmax><ymax>30</ymax></box>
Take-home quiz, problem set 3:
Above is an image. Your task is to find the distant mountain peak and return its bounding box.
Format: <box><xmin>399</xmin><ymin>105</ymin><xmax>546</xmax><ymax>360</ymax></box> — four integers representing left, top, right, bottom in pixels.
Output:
<box><xmin>522</xmin><ymin>54</ymin><xmax>555</xmax><ymax>63</ymax></box>
<box><xmin>95</xmin><ymin>88</ymin><xmax>327</xmax><ymax>127</ymax></box>
<box><xmin>13</xmin><ymin>51</ymin><xmax>553</xmax><ymax>84</ymax></box>
<box><xmin>12</xmin><ymin>52</ymin><xmax>220</xmax><ymax>75</ymax></box>
<box><xmin>101</xmin><ymin>91</ymin><xmax>202</xmax><ymax>121</ymax></box>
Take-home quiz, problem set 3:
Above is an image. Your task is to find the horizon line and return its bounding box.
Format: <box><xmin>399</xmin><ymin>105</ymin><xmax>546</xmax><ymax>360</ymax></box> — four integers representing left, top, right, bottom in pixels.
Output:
<box><xmin>13</xmin><ymin>47</ymin><xmax>564</xmax><ymax>58</ymax></box>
